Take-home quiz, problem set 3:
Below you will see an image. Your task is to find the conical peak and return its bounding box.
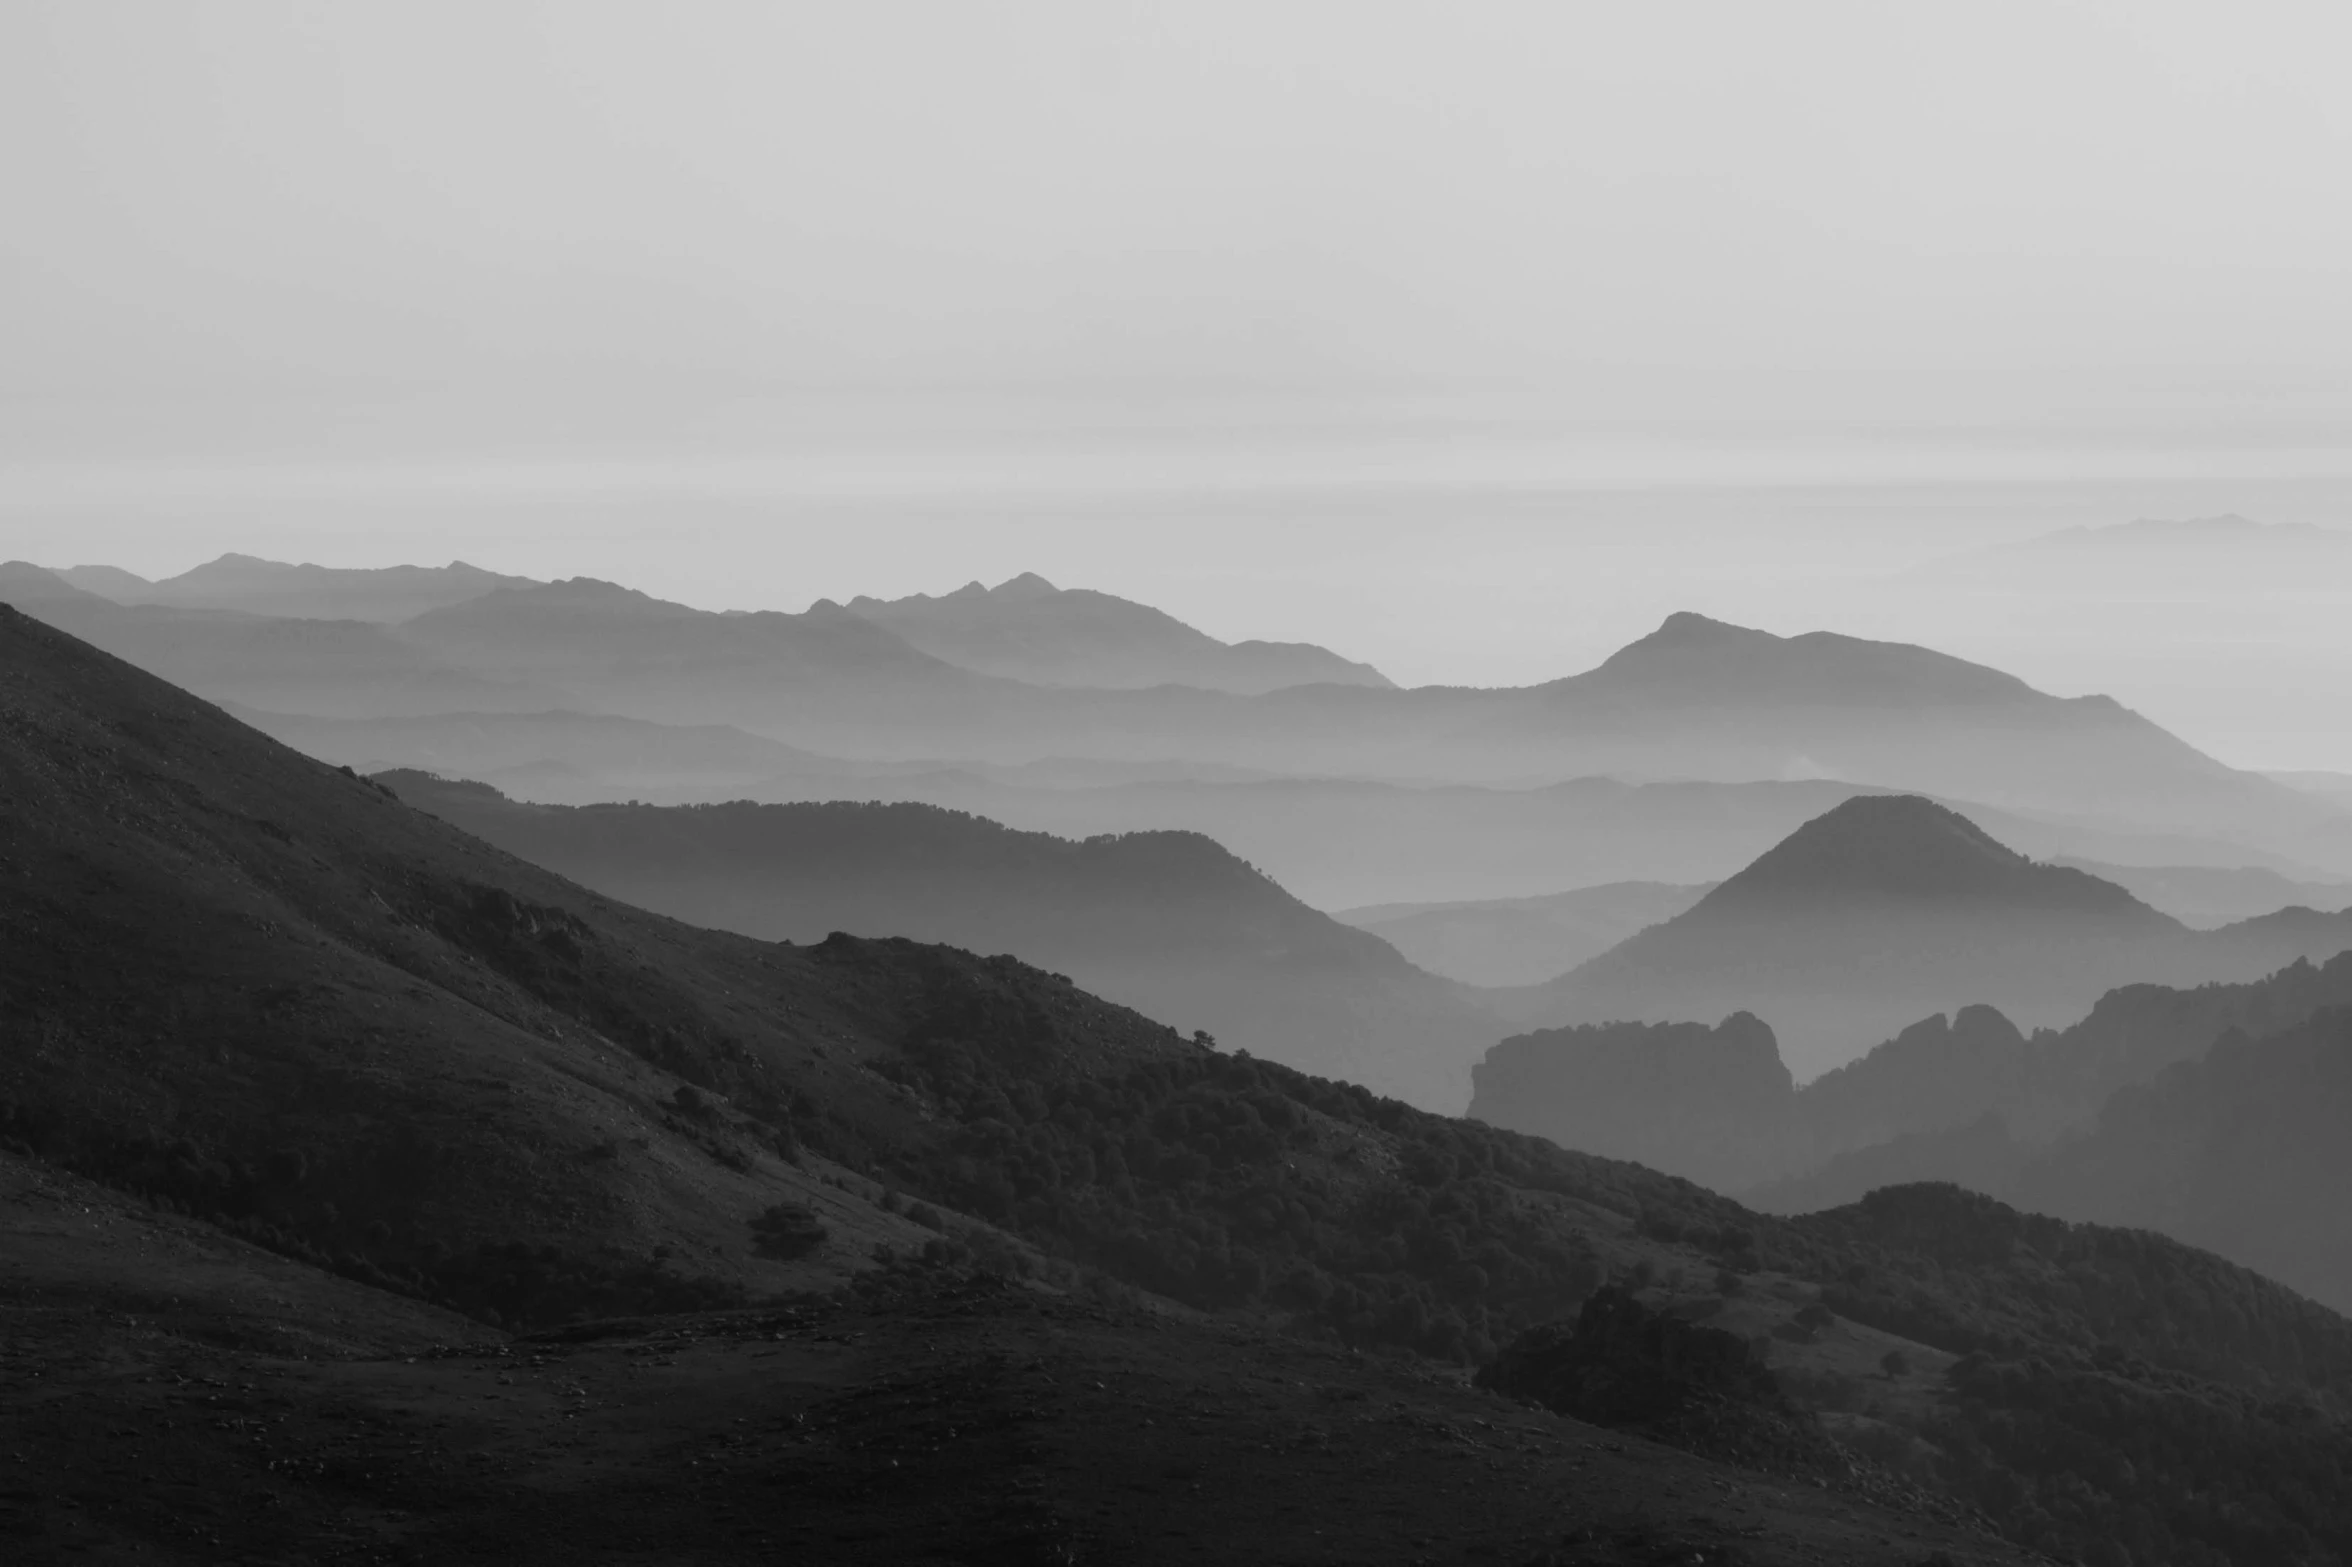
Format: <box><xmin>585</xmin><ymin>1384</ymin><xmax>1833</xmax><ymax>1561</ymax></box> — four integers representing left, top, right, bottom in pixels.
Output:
<box><xmin>1713</xmin><ymin>795</ymin><xmax>2112</xmax><ymax>908</ymax></box>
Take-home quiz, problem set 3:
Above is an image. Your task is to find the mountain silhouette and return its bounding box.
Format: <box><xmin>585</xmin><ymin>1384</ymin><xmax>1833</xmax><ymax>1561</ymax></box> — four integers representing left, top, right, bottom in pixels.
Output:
<box><xmin>378</xmin><ymin>774</ymin><xmax>1502</xmax><ymax>1111</ymax></box>
<box><xmin>148</xmin><ymin>681</ymin><xmax>2327</xmax><ymax>908</ymax></box>
<box><xmin>845</xmin><ymin>572</ymin><xmax>1392</xmax><ymax>693</ymax></box>
<box><xmin>1</xmin><ymin>561</ymin><xmax>556</xmax><ymax>717</ymax></box>
<box><xmin>24</xmin><ymin>563</ymin><xmax>2335</xmax><ymax>855</ymax></box>
<box><xmin>55</xmin><ymin>552</ymin><xmax>538</xmax><ymax>621</ymax></box>
<box><xmin>1522</xmin><ymin>795</ymin><xmax>2352</xmax><ymax>1077</ymax></box>
<box><xmin>1470</xmin><ymin>1014</ymin><xmax>1796</xmax><ymax>1191</ymax></box>
<box><xmin>1750</xmin><ymin>950</ymin><xmax>2352</xmax><ymax>1229</ymax></box>
<box><xmin>2014</xmin><ymin>1005</ymin><xmax>2352</xmax><ymax>1312</ymax></box>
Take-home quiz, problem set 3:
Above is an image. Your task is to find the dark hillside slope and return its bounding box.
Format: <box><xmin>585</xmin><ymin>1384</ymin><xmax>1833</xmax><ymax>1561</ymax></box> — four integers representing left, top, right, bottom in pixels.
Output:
<box><xmin>2</xmin><ymin>1148</ymin><xmax>2054</xmax><ymax>1567</ymax></box>
<box><xmin>0</xmin><ymin>599</ymin><xmax>1186</xmax><ymax>1323</ymax></box>
<box><xmin>376</xmin><ymin>776</ymin><xmax>1502</xmax><ymax>1112</ymax></box>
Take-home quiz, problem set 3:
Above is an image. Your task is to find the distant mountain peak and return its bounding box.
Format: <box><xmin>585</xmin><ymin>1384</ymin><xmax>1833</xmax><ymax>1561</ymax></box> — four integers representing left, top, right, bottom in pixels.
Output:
<box><xmin>841</xmin><ymin>573</ymin><xmax>1392</xmax><ymax>693</ymax></box>
<box><xmin>1621</xmin><ymin>611</ymin><xmax>1773</xmax><ymax>652</ymax></box>
<box><xmin>1709</xmin><ymin>794</ymin><xmax>2147</xmax><ymax>913</ymax></box>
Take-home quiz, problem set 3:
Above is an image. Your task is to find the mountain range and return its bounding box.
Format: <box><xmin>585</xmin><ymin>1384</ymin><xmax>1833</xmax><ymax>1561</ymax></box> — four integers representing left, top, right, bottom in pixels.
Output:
<box><xmin>11</xmin><ymin>597</ymin><xmax>2352</xmax><ymax>1566</ymax></box>
<box><xmin>1513</xmin><ymin>794</ymin><xmax>2352</xmax><ymax>1076</ymax></box>
<box><xmin>57</xmin><ymin>552</ymin><xmax>541</xmax><ymax>621</ymax></box>
<box><xmin>1828</xmin><ymin>513</ymin><xmax>2352</xmax><ymax>776</ymax></box>
<box><xmin>1333</xmin><ymin>857</ymin><xmax>2350</xmax><ymax>985</ymax></box>
<box><xmin>13</xmin><ymin>558</ymin><xmax>2344</xmax><ymax>870</ymax></box>
<box><xmin>202</xmin><ymin>699</ymin><xmax>2352</xmax><ymax>908</ymax></box>
<box><xmin>1477</xmin><ymin>950</ymin><xmax>2352</xmax><ymax>1313</ymax></box>
<box><xmin>842</xmin><ymin>572</ymin><xmax>1393</xmax><ymax>692</ymax></box>
<box><xmin>377</xmin><ymin>773</ymin><xmax>1500</xmax><ymax>1112</ymax></box>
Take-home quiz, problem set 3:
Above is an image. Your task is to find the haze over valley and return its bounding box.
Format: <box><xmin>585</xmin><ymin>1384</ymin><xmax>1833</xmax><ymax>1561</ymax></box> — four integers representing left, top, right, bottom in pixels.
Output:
<box><xmin>12</xmin><ymin>4</ymin><xmax>2352</xmax><ymax>1561</ymax></box>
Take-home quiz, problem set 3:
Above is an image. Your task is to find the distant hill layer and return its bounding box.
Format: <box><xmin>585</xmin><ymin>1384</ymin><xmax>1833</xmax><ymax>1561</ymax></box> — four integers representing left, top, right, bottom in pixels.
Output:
<box><xmin>844</xmin><ymin>572</ymin><xmax>1393</xmax><ymax>693</ymax></box>
<box><xmin>378</xmin><ymin>773</ymin><xmax>1502</xmax><ymax>1113</ymax></box>
<box><xmin>213</xmin><ymin>693</ymin><xmax>2352</xmax><ymax>911</ymax></box>
<box><xmin>1334</xmin><ymin>881</ymin><xmax>1714</xmax><ymax>987</ymax></box>
<box><xmin>1520</xmin><ymin>795</ymin><xmax>2352</xmax><ymax>1076</ymax></box>
<box><xmin>56</xmin><ymin>552</ymin><xmax>539</xmax><ymax>621</ymax></box>
<box><xmin>8</xmin><ymin>562</ymin><xmax>2331</xmax><ymax>849</ymax></box>
<box><xmin>0</xmin><ymin>561</ymin><xmax>560</xmax><ymax>717</ymax></box>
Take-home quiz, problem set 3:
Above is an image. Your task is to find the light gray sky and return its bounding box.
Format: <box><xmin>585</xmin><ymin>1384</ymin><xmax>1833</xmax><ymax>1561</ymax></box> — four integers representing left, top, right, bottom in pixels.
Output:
<box><xmin>6</xmin><ymin>2</ymin><xmax>2352</xmax><ymax>764</ymax></box>
<box><xmin>9</xmin><ymin>1</ymin><xmax>2352</xmax><ymax>413</ymax></box>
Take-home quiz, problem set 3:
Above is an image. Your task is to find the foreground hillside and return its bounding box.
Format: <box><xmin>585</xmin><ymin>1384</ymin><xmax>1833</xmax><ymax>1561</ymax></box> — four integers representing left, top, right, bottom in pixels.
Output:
<box><xmin>8</xmin><ymin>603</ymin><xmax>2352</xmax><ymax>1566</ymax></box>
<box><xmin>378</xmin><ymin>773</ymin><xmax>1502</xmax><ymax>1111</ymax></box>
<box><xmin>0</xmin><ymin>599</ymin><xmax>1183</xmax><ymax>1323</ymax></box>
<box><xmin>0</xmin><ymin>1152</ymin><xmax>2042</xmax><ymax>1567</ymax></box>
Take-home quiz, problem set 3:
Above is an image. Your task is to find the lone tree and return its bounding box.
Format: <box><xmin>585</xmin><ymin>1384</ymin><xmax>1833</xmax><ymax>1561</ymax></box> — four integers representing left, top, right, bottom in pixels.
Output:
<box><xmin>1880</xmin><ymin>1349</ymin><xmax>1912</xmax><ymax>1379</ymax></box>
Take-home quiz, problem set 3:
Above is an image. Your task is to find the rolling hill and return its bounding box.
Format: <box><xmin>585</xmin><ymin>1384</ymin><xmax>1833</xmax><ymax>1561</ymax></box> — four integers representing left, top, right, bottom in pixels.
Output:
<box><xmin>376</xmin><ymin>773</ymin><xmax>1504</xmax><ymax>1112</ymax></box>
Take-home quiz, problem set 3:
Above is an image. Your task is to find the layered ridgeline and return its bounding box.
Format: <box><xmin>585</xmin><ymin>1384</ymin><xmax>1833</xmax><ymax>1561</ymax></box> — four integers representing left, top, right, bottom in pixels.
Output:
<box><xmin>1338</xmin><ymin>860</ymin><xmax>2349</xmax><ymax>987</ymax></box>
<box><xmin>0</xmin><ymin>560</ymin><xmax>561</xmax><ymax>718</ymax></box>
<box><xmin>842</xmin><ymin>572</ymin><xmax>1392</xmax><ymax>692</ymax></box>
<box><xmin>2015</xmin><ymin>1005</ymin><xmax>2352</xmax><ymax>1315</ymax></box>
<box><xmin>1515</xmin><ymin>795</ymin><xmax>2352</xmax><ymax>1077</ymax></box>
<box><xmin>11</xmin><ymin>559</ymin><xmax>2340</xmax><ymax>857</ymax></box>
<box><xmin>1484</xmin><ymin>953</ymin><xmax>2352</xmax><ymax>1190</ymax></box>
<box><xmin>55</xmin><ymin>553</ymin><xmax>541</xmax><ymax>621</ymax></box>
<box><xmin>177</xmin><ymin>700</ymin><xmax>2329</xmax><ymax>910</ymax></box>
<box><xmin>377</xmin><ymin>774</ymin><xmax>1501</xmax><ymax>1113</ymax></box>
<box><xmin>9</xmin><ymin>604</ymin><xmax>2352</xmax><ymax>1566</ymax></box>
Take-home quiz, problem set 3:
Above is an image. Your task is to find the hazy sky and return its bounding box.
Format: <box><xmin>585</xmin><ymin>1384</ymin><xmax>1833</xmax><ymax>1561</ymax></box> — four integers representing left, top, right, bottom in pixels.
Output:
<box><xmin>8</xmin><ymin>1</ymin><xmax>2352</xmax><ymax>415</ymax></box>
<box><xmin>6</xmin><ymin>2</ymin><xmax>2352</xmax><ymax>763</ymax></box>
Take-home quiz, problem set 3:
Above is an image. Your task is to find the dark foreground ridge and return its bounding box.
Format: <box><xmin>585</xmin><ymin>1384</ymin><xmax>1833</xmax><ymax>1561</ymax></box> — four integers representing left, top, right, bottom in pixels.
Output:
<box><xmin>5</xmin><ymin>602</ymin><xmax>2352</xmax><ymax>1566</ymax></box>
<box><xmin>0</xmin><ymin>1149</ymin><xmax>2027</xmax><ymax>1566</ymax></box>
